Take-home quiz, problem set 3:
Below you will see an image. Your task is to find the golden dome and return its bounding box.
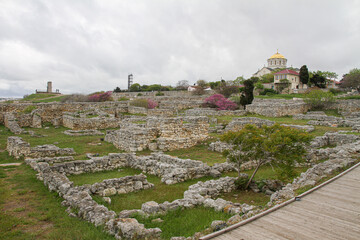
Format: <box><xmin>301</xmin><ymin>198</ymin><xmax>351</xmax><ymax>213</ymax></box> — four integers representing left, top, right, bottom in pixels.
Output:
<box><xmin>269</xmin><ymin>50</ymin><xmax>285</xmax><ymax>59</ymax></box>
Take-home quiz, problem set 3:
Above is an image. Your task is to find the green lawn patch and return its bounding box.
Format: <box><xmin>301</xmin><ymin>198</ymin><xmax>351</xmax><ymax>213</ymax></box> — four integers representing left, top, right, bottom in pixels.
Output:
<box><xmin>255</xmin><ymin>93</ymin><xmax>306</xmax><ymax>99</ymax></box>
<box><xmin>21</xmin><ymin>93</ymin><xmax>57</xmax><ymax>101</ymax></box>
<box><xmin>32</xmin><ymin>95</ymin><xmax>66</xmax><ymax>103</ymax></box>
<box><xmin>166</xmin><ymin>144</ymin><xmax>226</xmax><ymax>166</ymax></box>
<box><xmin>69</xmin><ymin>168</ymin><xmax>142</xmax><ymax>186</ymax></box>
<box><xmin>133</xmin><ymin>206</ymin><xmax>232</xmax><ymax>239</ymax></box>
<box><xmin>219</xmin><ymin>189</ymin><xmax>269</xmax><ymax>206</ymax></box>
<box><xmin>0</xmin><ymin>164</ymin><xmax>115</xmax><ymax>240</ymax></box>
<box><xmin>19</xmin><ymin>126</ymin><xmax>121</xmax><ymax>160</ymax></box>
<box><xmin>93</xmin><ymin>173</ymin><xmax>216</xmax><ymax>212</ymax></box>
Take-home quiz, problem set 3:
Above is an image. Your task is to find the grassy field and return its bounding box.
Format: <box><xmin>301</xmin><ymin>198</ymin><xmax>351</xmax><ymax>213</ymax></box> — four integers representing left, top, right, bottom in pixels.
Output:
<box><xmin>133</xmin><ymin>206</ymin><xmax>232</xmax><ymax>239</ymax></box>
<box><xmin>0</xmin><ymin>164</ymin><xmax>115</xmax><ymax>240</ymax></box>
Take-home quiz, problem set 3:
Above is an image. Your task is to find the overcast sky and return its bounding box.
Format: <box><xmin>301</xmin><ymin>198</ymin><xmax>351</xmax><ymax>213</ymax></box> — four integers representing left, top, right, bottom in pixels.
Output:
<box><xmin>0</xmin><ymin>0</ymin><xmax>359</xmax><ymax>97</ymax></box>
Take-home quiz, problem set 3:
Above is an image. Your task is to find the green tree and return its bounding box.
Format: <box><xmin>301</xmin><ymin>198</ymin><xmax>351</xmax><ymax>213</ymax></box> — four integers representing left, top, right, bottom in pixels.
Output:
<box><xmin>299</xmin><ymin>65</ymin><xmax>309</xmax><ymax>85</ymax></box>
<box><xmin>113</xmin><ymin>87</ymin><xmax>121</xmax><ymax>93</ymax></box>
<box><xmin>222</xmin><ymin>124</ymin><xmax>312</xmax><ymax>188</ymax></box>
<box><xmin>130</xmin><ymin>83</ymin><xmax>141</xmax><ymax>92</ymax></box>
<box><xmin>304</xmin><ymin>89</ymin><xmax>335</xmax><ymax>110</ymax></box>
<box><xmin>243</xmin><ymin>79</ymin><xmax>254</xmax><ymax>105</ymax></box>
<box><xmin>234</xmin><ymin>76</ymin><xmax>245</xmax><ymax>85</ymax></box>
<box><xmin>260</xmin><ymin>73</ymin><xmax>274</xmax><ymax>83</ymax></box>
<box><xmin>310</xmin><ymin>74</ymin><xmax>326</xmax><ymax>88</ymax></box>
<box><xmin>340</xmin><ymin>68</ymin><xmax>360</xmax><ymax>92</ymax></box>
<box><xmin>196</xmin><ymin>79</ymin><xmax>208</xmax><ymax>88</ymax></box>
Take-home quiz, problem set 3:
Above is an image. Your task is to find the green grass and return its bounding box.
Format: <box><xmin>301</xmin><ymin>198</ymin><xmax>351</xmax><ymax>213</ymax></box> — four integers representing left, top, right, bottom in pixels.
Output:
<box><xmin>166</xmin><ymin>144</ymin><xmax>226</xmax><ymax>166</ymax></box>
<box><xmin>69</xmin><ymin>168</ymin><xmax>142</xmax><ymax>186</ymax></box>
<box><xmin>33</xmin><ymin>95</ymin><xmax>66</xmax><ymax>103</ymax></box>
<box><xmin>338</xmin><ymin>95</ymin><xmax>360</xmax><ymax>100</ymax></box>
<box><xmin>219</xmin><ymin>189</ymin><xmax>269</xmax><ymax>206</ymax></box>
<box><xmin>0</xmin><ymin>164</ymin><xmax>115</xmax><ymax>240</ymax></box>
<box><xmin>22</xmin><ymin>93</ymin><xmax>57</xmax><ymax>101</ymax></box>
<box><xmin>93</xmin><ymin>173</ymin><xmax>216</xmax><ymax>213</ymax></box>
<box><xmin>133</xmin><ymin>206</ymin><xmax>232</xmax><ymax>239</ymax></box>
<box><xmin>19</xmin><ymin>126</ymin><xmax>121</xmax><ymax>160</ymax></box>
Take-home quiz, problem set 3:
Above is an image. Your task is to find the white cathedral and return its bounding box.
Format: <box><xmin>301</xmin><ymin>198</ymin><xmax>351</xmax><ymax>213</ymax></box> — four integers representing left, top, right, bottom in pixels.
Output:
<box><xmin>252</xmin><ymin>50</ymin><xmax>296</xmax><ymax>78</ymax></box>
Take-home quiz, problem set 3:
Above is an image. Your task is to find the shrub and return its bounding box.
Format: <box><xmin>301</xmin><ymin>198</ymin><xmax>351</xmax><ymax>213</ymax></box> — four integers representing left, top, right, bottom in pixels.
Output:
<box><xmin>192</xmin><ymin>88</ymin><xmax>205</xmax><ymax>95</ymax></box>
<box><xmin>203</xmin><ymin>94</ymin><xmax>237</xmax><ymax>110</ymax></box>
<box><xmin>260</xmin><ymin>88</ymin><xmax>278</xmax><ymax>96</ymax></box>
<box><xmin>88</xmin><ymin>91</ymin><xmax>113</xmax><ymax>102</ymax></box>
<box><xmin>255</xmin><ymin>83</ymin><xmax>265</xmax><ymax>90</ymax></box>
<box><xmin>328</xmin><ymin>88</ymin><xmax>343</xmax><ymax>95</ymax></box>
<box><xmin>304</xmin><ymin>89</ymin><xmax>335</xmax><ymax>110</ymax></box>
<box><xmin>129</xmin><ymin>99</ymin><xmax>148</xmax><ymax>108</ymax></box>
<box><xmin>155</xmin><ymin>91</ymin><xmax>164</xmax><ymax>96</ymax></box>
<box><xmin>130</xmin><ymin>99</ymin><xmax>158</xmax><ymax>109</ymax></box>
<box><xmin>137</xmin><ymin>93</ymin><xmax>143</xmax><ymax>96</ymax></box>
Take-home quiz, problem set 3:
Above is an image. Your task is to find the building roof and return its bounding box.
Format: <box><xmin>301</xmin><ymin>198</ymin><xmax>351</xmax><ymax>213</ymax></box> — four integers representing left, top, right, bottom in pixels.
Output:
<box><xmin>274</xmin><ymin>69</ymin><xmax>299</xmax><ymax>75</ymax></box>
<box><xmin>269</xmin><ymin>50</ymin><xmax>286</xmax><ymax>59</ymax></box>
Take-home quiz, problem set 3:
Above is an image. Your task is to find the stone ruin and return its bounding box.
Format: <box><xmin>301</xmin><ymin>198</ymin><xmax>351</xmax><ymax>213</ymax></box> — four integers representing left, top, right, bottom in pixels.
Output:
<box><xmin>105</xmin><ymin>116</ymin><xmax>210</xmax><ymax>152</ymax></box>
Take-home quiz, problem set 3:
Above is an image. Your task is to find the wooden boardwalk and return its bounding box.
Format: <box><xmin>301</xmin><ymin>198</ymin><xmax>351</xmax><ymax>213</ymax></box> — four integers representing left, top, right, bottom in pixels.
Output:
<box><xmin>204</xmin><ymin>164</ymin><xmax>360</xmax><ymax>240</ymax></box>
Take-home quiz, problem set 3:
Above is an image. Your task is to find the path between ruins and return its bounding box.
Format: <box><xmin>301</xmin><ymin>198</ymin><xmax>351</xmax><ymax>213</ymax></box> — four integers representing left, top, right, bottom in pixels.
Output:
<box><xmin>202</xmin><ymin>163</ymin><xmax>360</xmax><ymax>240</ymax></box>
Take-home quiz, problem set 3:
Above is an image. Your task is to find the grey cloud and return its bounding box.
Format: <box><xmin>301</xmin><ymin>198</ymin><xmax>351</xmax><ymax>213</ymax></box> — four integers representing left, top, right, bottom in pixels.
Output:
<box><xmin>0</xmin><ymin>0</ymin><xmax>359</xmax><ymax>97</ymax></box>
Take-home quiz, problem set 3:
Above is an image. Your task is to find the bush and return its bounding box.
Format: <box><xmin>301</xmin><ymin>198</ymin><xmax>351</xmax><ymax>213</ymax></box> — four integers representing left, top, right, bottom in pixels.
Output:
<box><xmin>192</xmin><ymin>88</ymin><xmax>205</xmax><ymax>95</ymax></box>
<box><xmin>255</xmin><ymin>83</ymin><xmax>265</xmax><ymax>90</ymax></box>
<box><xmin>328</xmin><ymin>88</ymin><xmax>343</xmax><ymax>95</ymax></box>
<box><xmin>203</xmin><ymin>94</ymin><xmax>238</xmax><ymax>110</ymax></box>
<box><xmin>137</xmin><ymin>93</ymin><xmax>143</xmax><ymax>96</ymax></box>
<box><xmin>155</xmin><ymin>91</ymin><xmax>164</xmax><ymax>96</ymax></box>
<box><xmin>129</xmin><ymin>99</ymin><xmax>148</xmax><ymax>108</ymax></box>
<box><xmin>260</xmin><ymin>88</ymin><xmax>278</xmax><ymax>95</ymax></box>
<box><xmin>129</xmin><ymin>99</ymin><xmax>158</xmax><ymax>109</ymax></box>
<box><xmin>88</xmin><ymin>91</ymin><xmax>113</xmax><ymax>102</ymax></box>
<box><xmin>304</xmin><ymin>89</ymin><xmax>335</xmax><ymax>110</ymax></box>
<box><xmin>234</xmin><ymin>176</ymin><xmax>249</xmax><ymax>190</ymax></box>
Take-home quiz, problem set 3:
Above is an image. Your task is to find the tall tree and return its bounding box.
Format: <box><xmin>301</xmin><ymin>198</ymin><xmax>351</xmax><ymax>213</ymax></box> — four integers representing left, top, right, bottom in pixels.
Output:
<box><xmin>310</xmin><ymin>74</ymin><xmax>326</xmax><ymax>88</ymax></box>
<box><xmin>176</xmin><ymin>80</ymin><xmax>189</xmax><ymax>90</ymax></box>
<box><xmin>340</xmin><ymin>68</ymin><xmax>360</xmax><ymax>92</ymax></box>
<box><xmin>243</xmin><ymin>79</ymin><xmax>254</xmax><ymax>105</ymax></box>
<box><xmin>299</xmin><ymin>65</ymin><xmax>309</xmax><ymax>85</ymax></box>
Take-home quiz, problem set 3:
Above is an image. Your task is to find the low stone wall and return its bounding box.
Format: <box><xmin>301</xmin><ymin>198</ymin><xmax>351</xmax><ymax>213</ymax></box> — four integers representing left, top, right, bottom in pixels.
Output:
<box><xmin>84</xmin><ymin>174</ymin><xmax>154</xmax><ymax>196</ymax></box>
<box><xmin>49</xmin><ymin>153</ymin><xmax>129</xmax><ymax>175</ymax></box>
<box><xmin>310</xmin><ymin>132</ymin><xmax>360</xmax><ymax>148</ymax></box>
<box><xmin>7</xmin><ymin>136</ymin><xmax>75</xmax><ymax>159</ymax></box>
<box><xmin>280</xmin><ymin>124</ymin><xmax>315</xmax><ymax>132</ymax></box>
<box><xmin>62</xmin><ymin>115</ymin><xmax>119</xmax><ymax>130</ymax></box>
<box><xmin>329</xmin><ymin>99</ymin><xmax>360</xmax><ymax>112</ymax></box>
<box><xmin>128</xmin><ymin>106</ymin><xmax>147</xmax><ymax>115</ymax></box>
<box><xmin>148</xmin><ymin>108</ymin><xmax>175</xmax><ymax>117</ymax></box>
<box><xmin>225</xmin><ymin>117</ymin><xmax>275</xmax><ymax>132</ymax></box>
<box><xmin>4</xmin><ymin>113</ymin><xmax>26</xmax><ymax>134</ymax></box>
<box><xmin>63</xmin><ymin>130</ymin><xmax>104</xmax><ymax>136</ymax></box>
<box><xmin>247</xmin><ymin>99</ymin><xmax>310</xmax><ymax>117</ymax></box>
<box><xmin>28</xmin><ymin>160</ymin><xmax>161</xmax><ymax>239</ymax></box>
<box><xmin>25</xmin><ymin>156</ymin><xmax>75</xmax><ymax>166</ymax></box>
<box><xmin>185</xmin><ymin>108</ymin><xmax>246</xmax><ymax>116</ymax></box>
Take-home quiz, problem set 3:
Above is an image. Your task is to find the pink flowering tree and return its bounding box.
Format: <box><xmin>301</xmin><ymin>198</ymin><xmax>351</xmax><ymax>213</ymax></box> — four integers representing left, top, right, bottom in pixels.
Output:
<box><xmin>203</xmin><ymin>94</ymin><xmax>237</xmax><ymax>110</ymax></box>
<box><xmin>88</xmin><ymin>91</ymin><xmax>113</xmax><ymax>102</ymax></box>
<box><xmin>147</xmin><ymin>99</ymin><xmax>158</xmax><ymax>109</ymax></box>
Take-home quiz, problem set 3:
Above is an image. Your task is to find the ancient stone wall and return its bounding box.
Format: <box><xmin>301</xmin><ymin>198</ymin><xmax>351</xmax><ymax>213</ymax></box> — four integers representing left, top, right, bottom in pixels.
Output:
<box><xmin>247</xmin><ymin>99</ymin><xmax>310</xmax><ymax>117</ymax></box>
<box><xmin>7</xmin><ymin>136</ymin><xmax>75</xmax><ymax>159</ymax></box>
<box><xmin>84</xmin><ymin>174</ymin><xmax>154</xmax><ymax>196</ymax></box>
<box><xmin>127</xmin><ymin>106</ymin><xmax>148</xmax><ymax>115</ymax></box>
<box><xmin>62</xmin><ymin>115</ymin><xmax>119</xmax><ymax>130</ymax></box>
<box><xmin>105</xmin><ymin>116</ymin><xmax>210</xmax><ymax>152</ymax></box>
<box><xmin>185</xmin><ymin>108</ymin><xmax>246</xmax><ymax>116</ymax></box>
<box><xmin>225</xmin><ymin>117</ymin><xmax>275</xmax><ymax>132</ymax></box>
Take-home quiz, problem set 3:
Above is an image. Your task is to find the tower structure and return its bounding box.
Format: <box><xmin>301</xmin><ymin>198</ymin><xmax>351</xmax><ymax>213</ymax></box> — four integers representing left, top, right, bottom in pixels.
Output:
<box><xmin>128</xmin><ymin>74</ymin><xmax>133</xmax><ymax>91</ymax></box>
